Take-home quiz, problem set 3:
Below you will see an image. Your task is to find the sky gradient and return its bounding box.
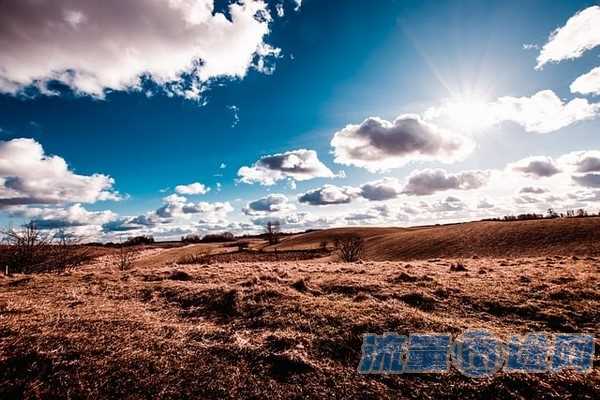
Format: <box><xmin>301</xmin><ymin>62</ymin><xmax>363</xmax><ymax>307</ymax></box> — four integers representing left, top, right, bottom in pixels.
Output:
<box><xmin>1</xmin><ymin>0</ymin><xmax>600</xmax><ymax>240</ymax></box>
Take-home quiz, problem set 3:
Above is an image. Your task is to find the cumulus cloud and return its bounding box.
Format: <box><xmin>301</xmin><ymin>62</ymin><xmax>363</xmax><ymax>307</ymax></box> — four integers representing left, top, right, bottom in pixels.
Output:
<box><xmin>402</xmin><ymin>168</ymin><xmax>490</xmax><ymax>196</ymax></box>
<box><xmin>243</xmin><ymin>193</ymin><xmax>295</xmax><ymax>215</ymax></box>
<box><xmin>251</xmin><ymin>211</ymin><xmax>336</xmax><ymax>230</ymax></box>
<box><xmin>426</xmin><ymin>90</ymin><xmax>600</xmax><ymax>134</ymax></box>
<box><xmin>571</xmin><ymin>66</ymin><xmax>600</xmax><ymax>96</ymax></box>
<box><xmin>238</xmin><ymin>149</ymin><xmax>335</xmax><ymax>185</ymax></box>
<box><xmin>536</xmin><ymin>6</ymin><xmax>600</xmax><ymax>69</ymax></box>
<box><xmin>0</xmin><ymin>0</ymin><xmax>279</xmax><ymax>98</ymax></box>
<box><xmin>555</xmin><ymin>150</ymin><xmax>600</xmax><ymax>188</ymax></box>
<box><xmin>477</xmin><ymin>199</ymin><xmax>495</xmax><ymax>209</ymax></box>
<box><xmin>509</xmin><ymin>156</ymin><xmax>561</xmax><ymax>178</ymax></box>
<box><xmin>175</xmin><ymin>182</ymin><xmax>210</xmax><ymax>195</ymax></box>
<box><xmin>106</xmin><ymin>194</ymin><xmax>233</xmax><ymax>233</ymax></box>
<box><xmin>359</xmin><ymin>178</ymin><xmax>403</xmax><ymax>201</ymax></box>
<box><xmin>7</xmin><ymin>203</ymin><xmax>117</xmax><ymax>230</ymax></box>
<box><xmin>572</xmin><ymin>173</ymin><xmax>600</xmax><ymax>188</ymax></box>
<box><xmin>297</xmin><ymin>185</ymin><xmax>359</xmax><ymax>205</ymax></box>
<box><xmin>514</xmin><ymin>195</ymin><xmax>541</xmax><ymax>205</ymax></box>
<box><xmin>152</xmin><ymin>193</ymin><xmax>232</xmax><ymax>221</ymax></box>
<box><xmin>429</xmin><ymin>196</ymin><xmax>466</xmax><ymax>212</ymax></box>
<box><xmin>520</xmin><ymin>186</ymin><xmax>548</xmax><ymax>194</ymax></box>
<box><xmin>493</xmin><ymin>90</ymin><xmax>600</xmax><ymax>134</ymax></box>
<box><xmin>330</xmin><ymin>115</ymin><xmax>474</xmax><ymax>172</ymax></box>
<box><xmin>558</xmin><ymin>150</ymin><xmax>600</xmax><ymax>173</ymax></box>
<box><xmin>0</xmin><ymin>138</ymin><xmax>120</xmax><ymax>207</ymax></box>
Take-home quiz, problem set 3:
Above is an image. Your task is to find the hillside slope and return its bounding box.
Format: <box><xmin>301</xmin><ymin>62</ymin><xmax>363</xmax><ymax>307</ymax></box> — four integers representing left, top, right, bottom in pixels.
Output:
<box><xmin>276</xmin><ymin>218</ymin><xmax>600</xmax><ymax>260</ymax></box>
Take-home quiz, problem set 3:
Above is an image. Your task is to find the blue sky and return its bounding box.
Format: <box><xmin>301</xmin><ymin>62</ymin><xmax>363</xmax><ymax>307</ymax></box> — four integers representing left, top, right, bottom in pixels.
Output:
<box><xmin>1</xmin><ymin>0</ymin><xmax>600</xmax><ymax>240</ymax></box>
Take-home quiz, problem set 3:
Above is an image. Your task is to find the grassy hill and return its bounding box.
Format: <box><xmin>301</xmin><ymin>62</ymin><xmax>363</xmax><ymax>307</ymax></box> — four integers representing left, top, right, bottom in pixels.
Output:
<box><xmin>274</xmin><ymin>217</ymin><xmax>600</xmax><ymax>260</ymax></box>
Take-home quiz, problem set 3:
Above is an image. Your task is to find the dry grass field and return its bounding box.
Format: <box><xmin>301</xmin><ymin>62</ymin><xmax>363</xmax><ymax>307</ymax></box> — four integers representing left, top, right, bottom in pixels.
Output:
<box><xmin>1</xmin><ymin>218</ymin><xmax>599</xmax><ymax>399</ymax></box>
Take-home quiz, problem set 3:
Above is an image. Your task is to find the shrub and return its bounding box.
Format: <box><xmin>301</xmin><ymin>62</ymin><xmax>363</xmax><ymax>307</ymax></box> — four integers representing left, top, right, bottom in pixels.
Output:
<box><xmin>334</xmin><ymin>235</ymin><xmax>364</xmax><ymax>262</ymax></box>
<box><xmin>116</xmin><ymin>245</ymin><xmax>136</xmax><ymax>270</ymax></box>
<box><xmin>1</xmin><ymin>223</ymin><xmax>91</xmax><ymax>274</ymax></box>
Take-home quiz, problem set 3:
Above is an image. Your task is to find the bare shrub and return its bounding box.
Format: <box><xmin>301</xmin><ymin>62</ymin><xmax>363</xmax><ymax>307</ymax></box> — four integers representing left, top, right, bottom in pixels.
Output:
<box><xmin>335</xmin><ymin>235</ymin><xmax>364</xmax><ymax>262</ymax></box>
<box><xmin>1</xmin><ymin>223</ymin><xmax>91</xmax><ymax>274</ymax></box>
<box><xmin>116</xmin><ymin>245</ymin><xmax>136</xmax><ymax>271</ymax></box>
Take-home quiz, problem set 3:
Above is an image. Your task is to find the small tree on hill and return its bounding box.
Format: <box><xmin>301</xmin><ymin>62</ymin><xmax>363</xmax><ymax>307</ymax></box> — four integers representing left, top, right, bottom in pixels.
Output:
<box><xmin>335</xmin><ymin>235</ymin><xmax>364</xmax><ymax>262</ymax></box>
<box><xmin>265</xmin><ymin>221</ymin><xmax>281</xmax><ymax>245</ymax></box>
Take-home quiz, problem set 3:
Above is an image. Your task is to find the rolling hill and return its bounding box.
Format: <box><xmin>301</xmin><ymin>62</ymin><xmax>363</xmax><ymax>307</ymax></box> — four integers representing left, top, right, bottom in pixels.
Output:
<box><xmin>274</xmin><ymin>217</ymin><xmax>600</xmax><ymax>260</ymax></box>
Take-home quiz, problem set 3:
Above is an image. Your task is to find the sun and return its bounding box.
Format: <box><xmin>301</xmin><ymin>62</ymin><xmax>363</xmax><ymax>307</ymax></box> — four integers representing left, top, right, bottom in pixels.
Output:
<box><xmin>443</xmin><ymin>94</ymin><xmax>494</xmax><ymax>132</ymax></box>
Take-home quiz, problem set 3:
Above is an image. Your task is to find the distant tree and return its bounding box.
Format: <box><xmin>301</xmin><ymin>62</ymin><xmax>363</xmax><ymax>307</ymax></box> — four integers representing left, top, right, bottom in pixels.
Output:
<box><xmin>181</xmin><ymin>234</ymin><xmax>202</xmax><ymax>243</ymax></box>
<box><xmin>264</xmin><ymin>221</ymin><xmax>281</xmax><ymax>245</ymax></box>
<box><xmin>577</xmin><ymin>208</ymin><xmax>588</xmax><ymax>218</ymax></box>
<box><xmin>124</xmin><ymin>235</ymin><xmax>154</xmax><ymax>246</ymax></box>
<box><xmin>201</xmin><ymin>232</ymin><xmax>235</xmax><ymax>243</ymax></box>
<box><xmin>547</xmin><ymin>208</ymin><xmax>559</xmax><ymax>219</ymax></box>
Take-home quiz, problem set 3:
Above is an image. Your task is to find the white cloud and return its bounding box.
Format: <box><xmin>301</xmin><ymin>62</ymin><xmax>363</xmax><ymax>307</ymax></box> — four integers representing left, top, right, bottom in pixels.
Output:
<box><xmin>0</xmin><ymin>0</ymin><xmax>279</xmax><ymax>98</ymax></box>
<box><xmin>477</xmin><ymin>198</ymin><xmax>495</xmax><ymax>209</ymax></box>
<box><xmin>514</xmin><ymin>195</ymin><xmax>542</xmax><ymax>205</ymax></box>
<box><xmin>228</xmin><ymin>105</ymin><xmax>240</xmax><ymax>127</ymax></box>
<box><xmin>359</xmin><ymin>178</ymin><xmax>403</xmax><ymax>201</ymax></box>
<box><xmin>0</xmin><ymin>138</ymin><xmax>120</xmax><ymax>207</ymax></box>
<box><xmin>7</xmin><ymin>203</ymin><xmax>117</xmax><ymax>230</ymax></box>
<box><xmin>106</xmin><ymin>194</ymin><xmax>234</xmax><ymax>234</ymax></box>
<box><xmin>493</xmin><ymin>90</ymin><xmax>600</xmax><ymax>133</ymax></box>
<box><xmin>558</xmin><ymin>150</ymin><xmax>600</xmax><ymax>173</ymax></box>
<box><xmin>331</xmin><ymin>114</ymin><xmax>474</xmax><ymax>172</ymax></box>
<box><xmin>276</xmin><ymin>4</ymin><xmax>285</xmax><ymax>17</ymax></box>
<box><xmin>402</xmin><ymin>168</ymin><xmax>490</xmax><ymax>196</ymax></box>
<box><xmin>298</xmin><ymin>185</ymin><xmax>360</xmax><ymax>205</ymax></box>
<box><xmin>250</xmin><ymin>211</ymin><xmax>337</xmax><ymax>230</ymax></box>
<box><xmin>238</xmin><ymin>149</ymin><xmax>335</xmax><ymax>185</ymax></box>
<box><xmin>428</xmin><ymin>196</ymin><xmax>466</xmax><ymax>212</ymax></box>
<box><xmin>520</xmin><ymin>186</ymin><xmax>548</xmax><ymax>194</ymax></box>
<box><xmin>155</xmin><ymin>194</ymin><xmax>233</xmax><ymax>221</ymax></box>
<box><xmin>175</xmin><ymin>182</ymin><xmax>210</xmax><ymax>195</ymax></box>
<box><xmin>571</xmin><ymin>66</ymin><xmax>600</xmax><ymax>96</ymax></box>
<box><xmin>243</xmin><ymin>193</ymin><xmax>295</xmax><ymax>215</ymax></box>
<box><xmin>509</xmin><ymin>156</ymin><xmax>561</xmax><ymax>178</ymax></box>
<box><xmin>426</xmin><ymin>90</ymin><xmax>600</xmax><ymax>134</ymax></box>
<box><xmin>536</xmin><ymin>6</ymin><xmax>600</xmax><ymax>69</ymax></box>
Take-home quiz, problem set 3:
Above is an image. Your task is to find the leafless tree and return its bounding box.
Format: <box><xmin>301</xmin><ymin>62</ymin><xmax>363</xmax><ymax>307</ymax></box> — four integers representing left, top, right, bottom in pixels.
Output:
<box><xmin>116</xmin><ymin>243</ymin><xmax>136</xmax><ymax>271</ymax></box>
<box><xmin>49</xmin><ymin>229</ymin><xmax>92</xmax><ymax>273</ymax></box>
<box><xmin>265</xmin><ymin>220</ymin><xmax>281</xmax><ymax>245</ymax></box>
<box><xmin>335</xmin><ymin>235</ymin><xmax>364</xmax><ymax>262</ymax></box>
<box><xmin>1</xmin><ymin>223</ymin><xmax>90</xmax><ymax>274</ymax></box>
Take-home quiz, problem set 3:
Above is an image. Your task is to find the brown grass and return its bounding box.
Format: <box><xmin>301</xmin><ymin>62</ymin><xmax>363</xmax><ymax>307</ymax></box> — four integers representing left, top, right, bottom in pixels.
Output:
<box><xmin>1</xmin><ymin>218</ymin><xmax>599</xmax><ymax>399</ymax></box>
<box><xmin>275</xmin><ymin>217</ymin><xmax>600</xmax><ymax>260</ymax></box>
<box><xmin>1</xmin><ymin>252</ymin><xmax>598</xmax><ymax>399</ymax></box>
